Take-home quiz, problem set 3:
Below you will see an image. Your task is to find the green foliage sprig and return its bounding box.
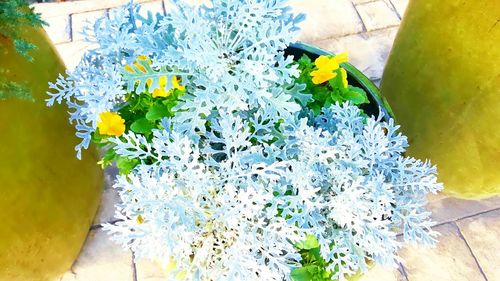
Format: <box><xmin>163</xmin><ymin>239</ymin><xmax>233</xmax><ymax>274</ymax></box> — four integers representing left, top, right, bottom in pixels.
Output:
<box><xmin>0</xmin><ymin>0</ymin><xmax>47</xmax><ymax>60</ymax></box>
<box><xmin>0</xmin><ymin>0</ymin><xmax>46</xmax><ymax>102</ymax></box>
<box><xmin>0</xmin><ymin>76</ymin><xmax>34</xmax><ymax>102</ymax></box>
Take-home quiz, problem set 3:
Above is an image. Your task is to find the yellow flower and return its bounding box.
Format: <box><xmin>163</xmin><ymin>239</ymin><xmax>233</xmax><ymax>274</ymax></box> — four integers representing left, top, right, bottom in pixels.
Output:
<box><xmin>334</xmin><ymin>52</ymin><xmax>349</xmax><ymax>64</ymax></box>
<box><xmin>151</xmin><ymin>76</ymin><xmax>185</xmax><ymax>98</ymax></box>
<box><xmin>136</xmin><ymin>215</ymin><xmax>144</xmax><ymax>224</ymax></box>
<box><xmin>165</xmin><ymin>258</ymin><xmax>177</xmax><ymax>274</ymax></box>
<box><xmin>340</xmin><ymin>68</ymin><xmax>348</xmax><ymax>88</ymax></box>
<box><xmin>310</xmin><ymin>69</ymin><xmax>337</xmax><ymax>85</ymax></box>
<box><xmin>97</xmin><ymin>112</ymin><xmax>126</xmax><ymax>136</ymax></box>
<box><xmin>163</xmin><ymin>258</ymin><xmax>186</xmax><ymax>280</ymax></box>
<box><xmin>310</xmin><ymin>52</ymin><xmax>349</xmax><ymax>85</ymax></box>
<box><xmin>172</xmin><ymin>76</ymin><xmax>185</xmax><ymax>91</ymax></box>
<box><xmin>124</xmin><ymin>55</ymin><xmax>151</xmax><ymax>73</ymax></box>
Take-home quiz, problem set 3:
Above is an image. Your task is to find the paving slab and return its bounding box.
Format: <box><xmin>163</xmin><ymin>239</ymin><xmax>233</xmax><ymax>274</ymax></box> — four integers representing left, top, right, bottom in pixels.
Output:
<box><xmin>33</xmin><ymin>0</ymin><xmax>161</xmax><ymax>17</ymax></box>
<box><xmin>389</xmin><ymin>0</ymin><xmax>409</xmax><ymax>18</ymax></box>
<box><xmin>399</xmin><ymin>223</ymin><xmax>486</xmax><ymax>281</ymax></box>
<box><xmin>57</xmin><ymin>229</ymin><xmax>134</xmax><ymax>281</ymax></box>
<box><xmin>428</xmin><ymin>196</ymin><xmax>500</xmax><ymax>225</ymax></box>
<box><xmin>54</xmin><ymin>41</ymin><xmax>95</xmax><ymax>70</ymax></box>
<box><xmin>358</xmin><ymin>264</ymin><xmax>407</xmax><ymax>281</ymax></box>
<box><xmin>138</xmin><ymin>0</ymin><xmax>165</xmax><ymax>17</ymax></box>
<box><xmin>355</xmin><ymin>0</ymin><xmax>400</xmax><ymax>31</ymax></box>
<box><xmin>92</xmin><ymin>167</ymin><xmax>120</xmax><ymax>226</ymax></box>
<box><xmin>456</xmin><ymin>209</ymin><xmax>500</xmax><ymax>281</ymax></box>
<box><xmin>289</xmin><ymin>0</ymin><xmax>365</xmax><ymax>42</ymax></box>
<box><xmin>43</xmin><ymin>15</ymin><xmax>72</xmax><ymax>44</ymax></box>
<box><xmin>71</xmin><ymin>9</ymin><xmax>108</xmax><ymax>41</ymax></box>
<box><xmin>352</xmin><ymin>0</ymin><xmax>374</xmax><ymax>4</ymax></box>
<box><xmin>92</xmin><ymin>187</ymin><xmax>121</xmax><ymax>226</ymax></box>
<box><xmin>135</xmin><ymin>258</ymin><xmax>169</xmax><ymax>281</ymax></box>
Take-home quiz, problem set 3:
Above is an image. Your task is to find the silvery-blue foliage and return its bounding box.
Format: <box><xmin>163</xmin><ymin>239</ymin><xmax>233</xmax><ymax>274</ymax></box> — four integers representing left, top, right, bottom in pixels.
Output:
<box><xmin>106</xmin><ymin>125</ymin><xmax>304</xmax><ymax>280</ymax></box>
<box><xmin>47</xmin><ymin>1</ymin><xmax>442</xmax><ymax>280</ymax></box>
<box><xmin>47</xmin><ymin>0</ymin><xmax>305</xmax><ymax>157</ymax></box>
<box><xmin>107</xmin><ymin>103</ymin><xmax>442</xmax><ymax>281</ymax></box>
<box><xmin>282</xmin><ymin>104</ymin><xmax>442</xmax><ymax>279</ymax></box>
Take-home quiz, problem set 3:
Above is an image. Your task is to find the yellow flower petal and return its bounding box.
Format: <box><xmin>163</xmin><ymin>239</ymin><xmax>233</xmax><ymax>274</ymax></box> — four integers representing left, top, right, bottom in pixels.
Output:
<box><xmin>136</xmin><ymin>215</ymin><xmax>144</xmax><ymax>224</ymax></box>
<box><xmin>314</xmin><ymin>55</ymin><xmax>339</xmax><ymax>72</ymax></box>
<box><xmin>314</xmin><ymin>55</ymin><xmax>330</xmax><ymax>69</ymax></box>
<box><xmin>172</xmin><ymin>76</ymin><xmax>185</xmax><ymax>91</ymax></box>
<box><xmin>124</xmin><ymin>65</ymin><xmax>134</xmax><ymax>73</ymax></box>
<box><xmin>175</xmin><ymin>271</ymin><xmax>187</xmax><ymax>280</ymax></box>
<box><xmin>340</xmin><ymin>68</ymin><xmax>348</xmax><ymax>88</ymax></box>
<box><xmin>124</xmin><ymin>55</ymin><xmax>152</xmax><ymax>73</ymax></box>
<box><xmin>159</xmin><ymin>76</ymin><xmax>167</xmax><ymax>87</ymax></box>
<box><xmin>152</xmin><ymin>76</ymin><xmax>171</xmax><ymax>98</ymax></box>
<box><xmin>97</xmin><ymin>112</ymin><xmax>126</xmax><ymax>136</ymax></box>
<box><xmin>334</xmin><ymin>52</ymin><xmax>349</xmax><ymax>64</ymax></box>
<box><xmin>311</xmin><ymin>70</ymin><xmax>337</xmax><ymax>84</ymax></box>
<box><xmin>133</xmin><ymin>61</ymin><xmax>147</xmax><ymax>73</ymax></box>
<box><xmin>164</xmin><ymin>258</ymin><xmax>177</xmax><ymax>274</ymax></box>
<box><xmin>152</xmin><ymin>88</ymin><xmax>171</xmax><ymax>98</ymax></box>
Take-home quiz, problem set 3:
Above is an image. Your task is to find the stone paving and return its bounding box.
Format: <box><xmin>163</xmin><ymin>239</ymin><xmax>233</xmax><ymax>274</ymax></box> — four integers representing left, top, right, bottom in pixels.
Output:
<box><xmin>29</xmin><ymin>0</ymin><xmax>500</xmax><ymax>280</ymax></box>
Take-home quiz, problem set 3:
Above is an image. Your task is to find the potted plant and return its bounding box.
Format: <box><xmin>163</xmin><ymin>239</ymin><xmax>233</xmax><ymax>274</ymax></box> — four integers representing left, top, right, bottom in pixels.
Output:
<box><xmin>47</xmin><ymin>1</ymin><xmax>442</xmax><ymax>280</ymax></box>
<box><xmin>0</xmin><ymin>1</ymin><xmax>103</xmax><ymax>280</ymax></box>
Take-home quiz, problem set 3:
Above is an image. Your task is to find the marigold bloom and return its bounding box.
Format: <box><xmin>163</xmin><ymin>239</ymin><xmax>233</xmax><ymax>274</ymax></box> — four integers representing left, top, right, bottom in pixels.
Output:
<box><xmin>310</xmin><ymin>53</ymin><xmax>349</xmax><ymax>84</ymax></box>
<box><xmin>97</xmin><ymin>112</ymin><xmax>126</xmax><ymax>136</ymax></box>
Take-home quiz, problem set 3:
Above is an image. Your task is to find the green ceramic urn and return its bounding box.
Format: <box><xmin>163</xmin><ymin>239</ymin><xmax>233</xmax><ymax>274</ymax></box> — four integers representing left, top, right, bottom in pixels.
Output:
<box><xmin>380</xmin><ymin>0</ymin><xmax>500</xmax><ymax>199</ymax></box>
<box><xmin>0</xmin><ymin>26</ymin><xmax>103</xmax><ymax>280</ymax></box>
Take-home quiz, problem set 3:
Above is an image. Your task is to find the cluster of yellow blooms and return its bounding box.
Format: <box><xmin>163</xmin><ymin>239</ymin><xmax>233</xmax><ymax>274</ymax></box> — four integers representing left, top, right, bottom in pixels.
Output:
<box><xmin>149</xmin><ymin>76</ymin><xmax>185</xmax><ymax>98</ymax></box>
<box><xmin>98</xmin><ymin>53</ymin><xmax>348</xmax><ymax>138</ymax></box>
<box><xmin>97</xmin><ymin>56</ymin><xmax>185</xmax><ymax>137</ymax></box>
<box><xmin>310</xmin><ymin>53</ymin><xmax>349</xmax><ymax>88</ymax></box>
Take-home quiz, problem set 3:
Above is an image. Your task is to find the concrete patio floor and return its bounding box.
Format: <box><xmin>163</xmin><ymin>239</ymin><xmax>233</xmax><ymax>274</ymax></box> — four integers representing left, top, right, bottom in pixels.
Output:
<box><xmin>31</xmin><ymin>0</ymin><xmax>500</xmax><ymax>280</ymax></box>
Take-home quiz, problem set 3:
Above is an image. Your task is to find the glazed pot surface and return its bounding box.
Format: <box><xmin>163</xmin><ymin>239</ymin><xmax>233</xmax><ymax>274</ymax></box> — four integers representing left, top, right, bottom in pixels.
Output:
<box><xmin>0</xmin><ymin>27</ymin><xmax>103</xmax><ymax>280</ymax></box>
<box><xmin>380</xmin><ymin>0</ymin><xmax>500</xmax><ymax>199</ymax></box>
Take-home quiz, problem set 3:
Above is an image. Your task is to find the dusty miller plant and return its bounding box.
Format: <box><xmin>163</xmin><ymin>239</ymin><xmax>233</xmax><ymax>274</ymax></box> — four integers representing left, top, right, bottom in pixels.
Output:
<box><xmin>46</xmin><ymin>1</ymin><xmax>442</xmax><ymax>280</ymax></box>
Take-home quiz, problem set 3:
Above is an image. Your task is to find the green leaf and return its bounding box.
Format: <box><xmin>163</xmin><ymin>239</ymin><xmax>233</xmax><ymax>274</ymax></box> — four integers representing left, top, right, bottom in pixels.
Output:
<box><xmin>146</xmin><ymin>103</ymin><xmax>170</xmax><ymax>121</ymax></box>
<box><xmin>98</xmin><ymin>149</ymin><xmax>118</xmax><ymax>169</ymax></box>
<box><xmin>295</xmin><ymin>235</ymin><xmax>320</xmax><ymax>250</ymax></box>
<box><xmin>297</xmin><ymin>54</ymin><xmax>313</xmax><ymax>69</ymax></box>
<box><xmin>344</xmin><ymin>86</ymin><xmax>369</xmax><ymax>105</ymax></box>
<box><xmin>309</xmin><ymin>247</ymin><xmax>323</xmax><ymax>263</ymax></box>
<box><xmin>130</xmin><ymin>118</ymin><xmax>155</xmax><ymax>134</ymax></box>
<box><xmin>309</xmin><ymin>102</ymin><xmax>322</xmax><ymax>116</ymax></box>
<box><xmin>290</xmin><ymin>266</ymin><xmax>317</xmax><ymax>281</ymax></box>
<box><xmin>116</xmin><ymin>157</ymin><xmax>140</xmax><ymax>175</ymax></box>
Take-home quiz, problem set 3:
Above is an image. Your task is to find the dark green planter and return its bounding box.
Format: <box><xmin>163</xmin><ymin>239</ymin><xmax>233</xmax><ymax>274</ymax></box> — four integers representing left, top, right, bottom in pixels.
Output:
<box><xmin>286</xmin><ymin>42</ymin><xmax>395</xmax><ymax>120</ymax></box>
